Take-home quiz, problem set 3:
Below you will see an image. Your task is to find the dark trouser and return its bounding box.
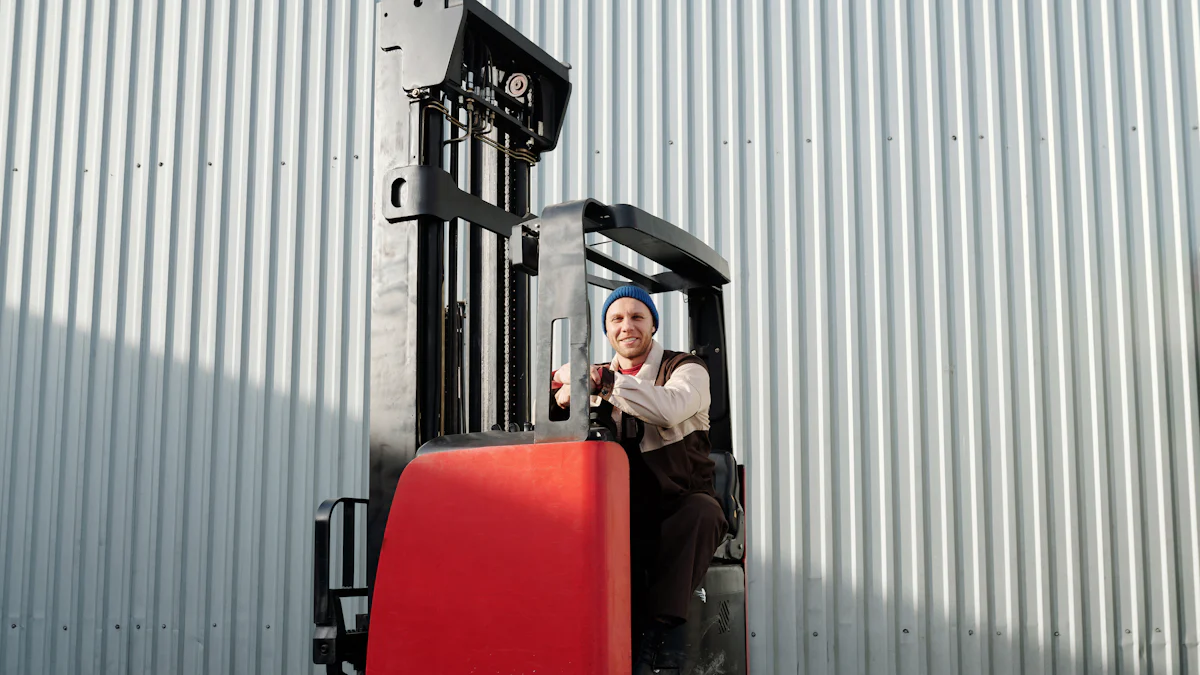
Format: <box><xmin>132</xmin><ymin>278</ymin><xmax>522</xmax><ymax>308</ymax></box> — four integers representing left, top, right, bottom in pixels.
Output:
<box><xmin>631</xmin><ymin>491</ymin><xmax>728</xmax><ymax>624</ymax></box>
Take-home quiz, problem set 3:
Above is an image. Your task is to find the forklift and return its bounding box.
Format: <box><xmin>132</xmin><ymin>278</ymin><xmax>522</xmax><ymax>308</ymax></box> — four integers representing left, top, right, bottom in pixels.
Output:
<box><xmin>312</xmin><ymin>2</ymin><xmax>746</xmax><ymax>672</ymax></box>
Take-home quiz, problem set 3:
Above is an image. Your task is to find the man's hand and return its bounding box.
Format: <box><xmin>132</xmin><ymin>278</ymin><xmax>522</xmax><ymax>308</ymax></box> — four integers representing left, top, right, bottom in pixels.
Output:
<box><xmin>553</xmin><ymin>364</ymin><xmax>610</xmax><ymax>408</ymax></box>
<box><xmin>554</xmin><ymin>363</ymin><xmax>606</xmax><ymax>386</ymax></box>
<box><xmin>553</xmin><ymin>363</ymin><xmax>571</xmax><ymax>385</ymax></box>
<box><xmin>555</xmin><ymin>383</ymin><xmax>572</xmax><ymax>408</ymax></box>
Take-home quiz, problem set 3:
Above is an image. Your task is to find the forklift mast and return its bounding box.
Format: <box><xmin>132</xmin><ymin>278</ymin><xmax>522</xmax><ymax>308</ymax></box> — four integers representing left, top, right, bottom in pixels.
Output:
<box><xmin>366</xmin><ymin>0</ymin><xmax>572</xmax><ymax>597</ymax></box>
<box><xmin>312</xmin><ymin>3</ymin><xmax>742</xmax><ymax>673</ymax></box>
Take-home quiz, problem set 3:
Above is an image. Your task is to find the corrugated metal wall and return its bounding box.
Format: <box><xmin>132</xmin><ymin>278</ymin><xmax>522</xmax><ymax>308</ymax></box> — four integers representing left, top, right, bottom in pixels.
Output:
<box><xmin>486</xmin><ymin>0</ymin><xmax>1200</xmax><ymax>673</ymax></box>
<box><xmin>4</xmin><ymin>1</ymin><xmax>1199</xmax><ymax>674</ymax></box>
<box><xmin>0</xmin><ymin>1</ymin><xmax>371</xmax><ymax>673</ymax></box>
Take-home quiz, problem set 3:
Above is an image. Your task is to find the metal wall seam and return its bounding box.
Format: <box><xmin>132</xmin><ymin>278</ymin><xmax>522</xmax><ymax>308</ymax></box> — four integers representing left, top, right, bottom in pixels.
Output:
<box><xmin>1174</xmin><ymin>3</ymin><xmax>1200</xmax><ymax>672</ymax></box>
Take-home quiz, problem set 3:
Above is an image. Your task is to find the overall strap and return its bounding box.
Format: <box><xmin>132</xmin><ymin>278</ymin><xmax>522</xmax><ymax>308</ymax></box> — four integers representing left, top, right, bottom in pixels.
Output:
<box><xmin>654</xmin><ymin>350</ymin><xmax>707</xmax><ymax>386</ymax></box>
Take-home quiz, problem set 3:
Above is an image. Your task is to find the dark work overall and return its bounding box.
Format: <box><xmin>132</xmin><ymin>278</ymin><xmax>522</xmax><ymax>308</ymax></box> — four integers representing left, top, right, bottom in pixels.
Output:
<box><xmin>595</xmin><ymin>351</ymin><xmax>729</xmax><ymax>628</ymax></box>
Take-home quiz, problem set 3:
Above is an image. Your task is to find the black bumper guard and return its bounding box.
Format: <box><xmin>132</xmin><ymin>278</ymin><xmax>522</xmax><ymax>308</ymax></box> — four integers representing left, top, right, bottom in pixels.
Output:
<box><xmin>313</xmin><ymin>497</ymin><xmax>369</xmax><ymax>674</ymax></box>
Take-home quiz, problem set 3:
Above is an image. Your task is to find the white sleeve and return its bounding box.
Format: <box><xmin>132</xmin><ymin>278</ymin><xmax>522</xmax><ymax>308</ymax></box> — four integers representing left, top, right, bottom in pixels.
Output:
<box><xmin>607</xmin><ymin>362</ymin><xmax>710</xmax><ymax>428</ymax></box>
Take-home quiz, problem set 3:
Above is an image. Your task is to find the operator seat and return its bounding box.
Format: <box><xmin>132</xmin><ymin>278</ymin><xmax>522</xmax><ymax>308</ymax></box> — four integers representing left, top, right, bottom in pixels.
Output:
<box><xmin>709</xmin><ymin>450</ymin><xmax>742</xmax><ymax>539</ymax></box>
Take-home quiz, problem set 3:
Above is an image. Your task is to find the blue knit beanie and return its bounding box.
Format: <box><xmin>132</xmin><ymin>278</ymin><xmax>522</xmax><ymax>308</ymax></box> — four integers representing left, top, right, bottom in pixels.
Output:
<box><xmin>601</xmin><ymin>285</ymin><xmax>658</xmax><ymax>334</ymax></box>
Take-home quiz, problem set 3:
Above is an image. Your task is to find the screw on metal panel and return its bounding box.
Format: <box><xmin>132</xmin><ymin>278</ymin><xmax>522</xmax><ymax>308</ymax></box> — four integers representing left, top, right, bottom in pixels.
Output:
<box><xmin>136</xmin><ymin>625</ymin><xmax>141</xmax><ymax>629</ymax></box>
<box><xmin>414</xmin><ymin>0</ymin><xmax>422</xmax><ymax>6</ymax></box>
<box><xmin>1156</xmin><ymin>628</ymin><xmax>1162</xmax><ymax>633</ymax></box>
<box><xmin>1132</xmin><ymin>126</ymin><xmax>1137</xmax><ymax>131</ymax></box>
<box><xmin>979</xmin><ymin>135</ymin><xmax>984</xmax><ymax>139</ymax></box>
<box><xmin>747</xmin><ymin>140</ymin><xmax>751</xmax><ymax>143</ymax></box>
<box><xmin>162</xmin><ymin>625</ymin><xmax>166</xmax><ymax>629</ymax></box>
<box><xmin>723</xmin><ymin>140</ymin><xmax>728</xmax><ymax>144</ymax></box>
<box><xmin>888</xmin><ymin>136</ymin><xmax>893</xmax><ymax>141</ymax></box>
<box><xmin>136</xmin><ymin>163</ymin><xmax>141</xmax><ymax>168</ymax></box>
<box><xmin>212</xmin><ymin>623</ymin><xmax>217</xmax><ymax>628</ymax></box>
<box><xmin>952</xmin><ymin>135</ymin><xmax>957</xmax><ymax>140</ymax></box>
<box><xmin>714</xmin><ymin>347</ymin><xmax>720</xmax><ymax>353</ymax></box>
<box><xmin>968</xmin><ymin>630</ymin><xmax>974</xmax><ymax>635</ymax></box>
<box><xmin>266</xmin><ymin>625</ymin><xmax>271</xmax><ymax>629</ymax></box>
<box><xmin>806</xmin><ymin>138</ymin><xmax>811</xmax><ymax>143</ymax></box>
<box><xmin>1054</xmin><ymin>631</ymin><xmax>1060</xmax><ymax>636</ymax></box>
<box><xmin>208</xmin><ymin>162</ymin><xmax>212</xmax><ymax>166</ymax></box>
<box><xmin>10</xmin><ymin>624</ymin><xmax>15</xmax><ymax>629</ymax></box>
<box><xmin>903</xmin><ymin>629</ymin><xmax>909</xmax><ymax>634</ymax></box>
<box><xmin>281</xmin><ymin>161</ymin><xmax>286</xmax><ymax>166</ymax></box>
<box><xmin>996</xmin><ymin>631</ymin><xmax>1002</xmax><ymax>635</ymax></box>
<box><xmin>750</xmin><ymin>632</ymin><xmax>756</xmax><ymax>637</ymax></box>
<box><xmin>669</xmin><ymin>140</ymin><xmax>674</xmax><ymax>145</ymax></box>
<box><xmin>116</xmin><ymin>624</ymin><xmax>120</xmax><ymax>629</ymax></box>
<box><xmin>63</xmin><ymin>626</ymin><xmax>68</xmax><ymax>631</ymax></box>
<box><xmin>159</xmin><ymin>162</ymin><xmax>163</xmax><ymax>166</ymax></box>
<box><xmin>1126</xmin><ymin>629</ymin><xmax>1132</xmax><ymax>634</ymax></box>
<box><xmin>354</xmin><ymin>155</ymin><xmax>359</xmax><ymax>159</ymax></box>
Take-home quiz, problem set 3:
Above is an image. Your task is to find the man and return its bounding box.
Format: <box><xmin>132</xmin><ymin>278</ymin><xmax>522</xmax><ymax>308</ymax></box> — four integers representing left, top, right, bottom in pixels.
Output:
<box><xmin>551</xmin><ymin>285</ymin><xmax>727</xmax><ymax>673</ymax></box>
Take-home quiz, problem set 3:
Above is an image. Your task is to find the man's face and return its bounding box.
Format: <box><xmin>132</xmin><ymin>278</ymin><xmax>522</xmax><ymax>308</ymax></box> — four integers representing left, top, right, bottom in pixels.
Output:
<box><xmin>605</xmin><ymin>297</ymin><xmax>655</xmax><ymax>360</ymax></box>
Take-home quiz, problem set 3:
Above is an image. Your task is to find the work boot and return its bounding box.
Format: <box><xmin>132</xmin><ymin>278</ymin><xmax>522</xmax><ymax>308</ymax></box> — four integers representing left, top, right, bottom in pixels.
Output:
<box><xmin>632</xmin><ymin>623</ymin><xmax>666</xmax><ymax>675</ymax></box>
<box><xmin>654</xmin><ymin>620</ymin><xmax>688</xmax><ymax>670</ymax></box>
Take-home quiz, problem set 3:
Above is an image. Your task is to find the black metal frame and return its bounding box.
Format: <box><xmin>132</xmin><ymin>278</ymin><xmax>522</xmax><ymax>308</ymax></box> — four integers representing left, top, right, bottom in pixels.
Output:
<box><xmin>511</xmin><ymin>202</ymin><xmax>731</xmax><ymax>290</ymax></box>
<box><xmin>377</xmin><ymin>0</ymin><xmax>570</xmax><ymax>153</ymax></box>
<box><xmin>313</xmin><ymin>497</ymin><xmax>368</xmax><ymax>674</ymax></box>
<box><xmin>525</xmin><ymin>200</ymin><xmax>733</xmax><ymax>442</ymax></box>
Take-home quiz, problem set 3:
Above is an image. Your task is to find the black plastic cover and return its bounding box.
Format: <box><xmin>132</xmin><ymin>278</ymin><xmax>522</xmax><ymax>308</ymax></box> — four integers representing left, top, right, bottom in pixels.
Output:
<box><xmin>657</xmin><ymin>564</ymin><xmax>747</xmax><ymax>674</ymax></box>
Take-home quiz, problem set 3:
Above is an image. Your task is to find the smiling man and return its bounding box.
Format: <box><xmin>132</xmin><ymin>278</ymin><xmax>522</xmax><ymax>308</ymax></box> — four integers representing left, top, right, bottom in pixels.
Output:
<box><xmin>551</xmin><ymin>285</ymin><xmax>727</xmax><ymax>673</ymax></box>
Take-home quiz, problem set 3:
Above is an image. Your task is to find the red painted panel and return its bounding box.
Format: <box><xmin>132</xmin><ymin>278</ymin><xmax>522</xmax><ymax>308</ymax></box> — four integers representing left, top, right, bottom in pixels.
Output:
<box><xmin>366</xmin><ymin>441</ymin><xmax>631</xmax><ymax>674</ymax></box>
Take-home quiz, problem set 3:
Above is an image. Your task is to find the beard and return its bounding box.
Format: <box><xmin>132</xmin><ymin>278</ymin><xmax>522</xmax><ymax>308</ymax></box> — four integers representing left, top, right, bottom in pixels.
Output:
<box><xmin>612</xmin><ymin>334</ymin><xmax>651</xmax><ymax>360</ymax></box>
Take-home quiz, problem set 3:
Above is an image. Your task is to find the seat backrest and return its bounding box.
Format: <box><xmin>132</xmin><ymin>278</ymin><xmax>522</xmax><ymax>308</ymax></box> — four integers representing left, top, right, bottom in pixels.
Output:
<box><xmin>709</xmin><ymin>451</ymin><xmax>742</xmax><ymax>539</ymax></box>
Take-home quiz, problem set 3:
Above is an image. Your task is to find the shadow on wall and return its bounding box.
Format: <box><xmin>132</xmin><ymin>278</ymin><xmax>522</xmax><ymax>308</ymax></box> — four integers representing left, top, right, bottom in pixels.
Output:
<box><xmin>0</xmin><ymin>304</ymin><xmax>366</xmax><ymax>675</ymax></box>
<box><xmin>9</xmin><ymin>306</ymin><xmax>1184</xmax><ymax>675</ymax></box>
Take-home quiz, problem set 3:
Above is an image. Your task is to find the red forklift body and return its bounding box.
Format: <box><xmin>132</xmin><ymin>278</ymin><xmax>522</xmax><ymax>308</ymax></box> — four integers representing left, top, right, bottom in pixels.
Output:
<box><xmin>366</xmin><ymin>440</ymin><xmax>631</xmax><ymax>674</ymax></box>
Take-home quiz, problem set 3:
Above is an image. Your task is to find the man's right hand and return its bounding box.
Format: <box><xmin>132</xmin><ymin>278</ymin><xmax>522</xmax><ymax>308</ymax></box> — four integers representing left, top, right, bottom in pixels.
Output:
<box><xmin>554</xmin><ymin>383</ymin><xmax>572</xmax><ymax>408</ymax></box>
<box><xmin>552</xmin><ymin>363</ymin><xmax>571</xmax><ymax>385</ymax></box>
<box><xmin>552</xmin><ymin>363</ymin><xmax>606</xmax><ymax>408</ymax></box>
